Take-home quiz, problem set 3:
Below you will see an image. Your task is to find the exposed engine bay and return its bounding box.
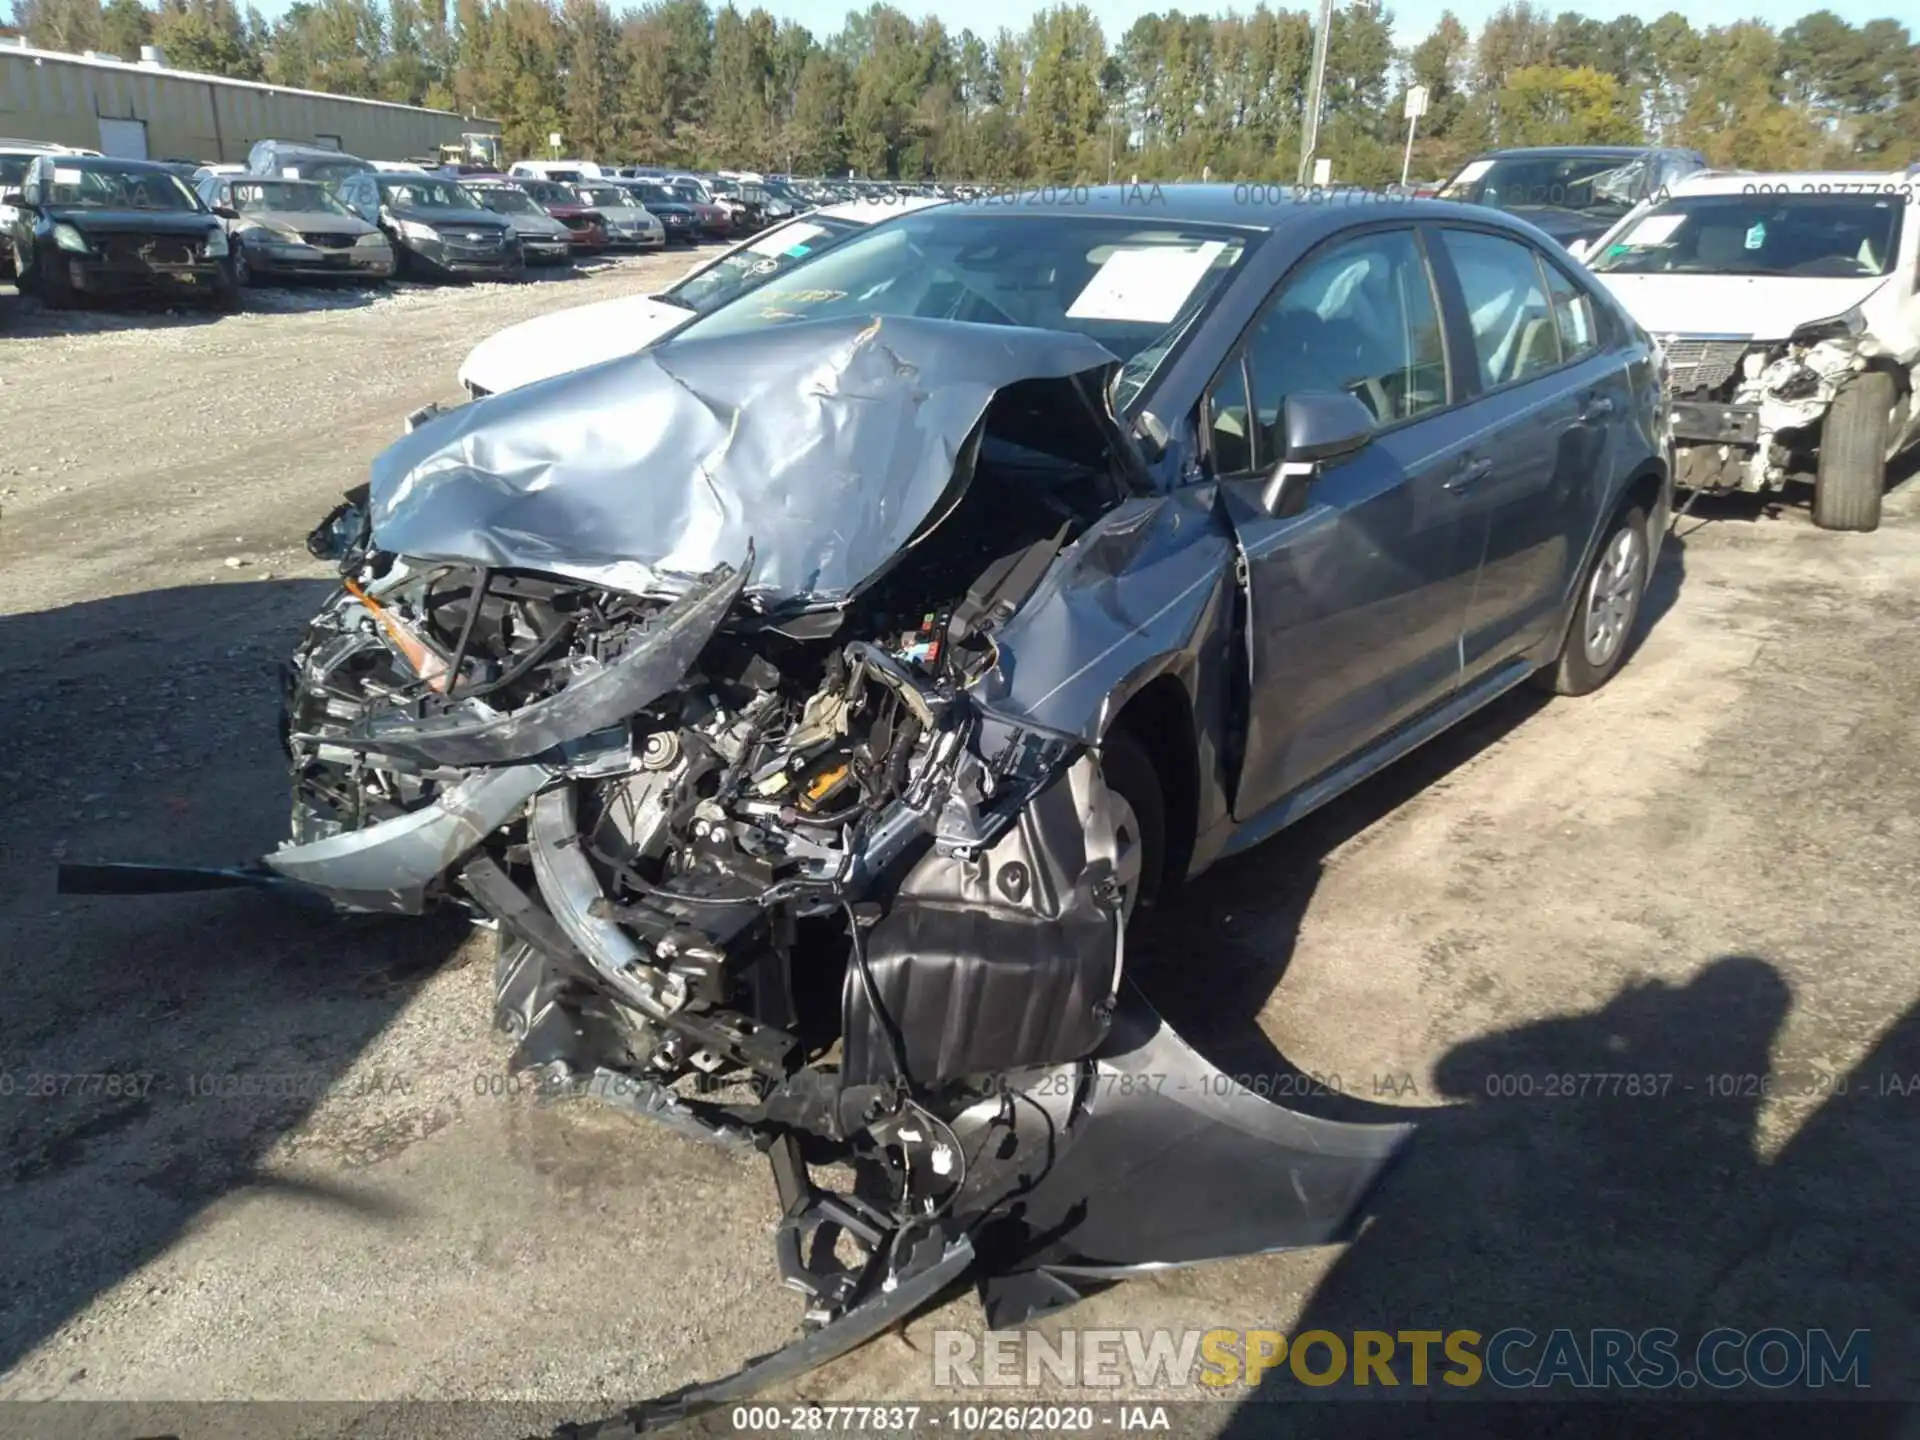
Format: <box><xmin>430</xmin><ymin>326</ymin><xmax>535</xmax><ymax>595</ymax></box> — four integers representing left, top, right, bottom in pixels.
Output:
<box><xmin>1665</xmin><ymin>327</ymin><xmax>1898</xmax><ymax>493</ymax></box>
<box><xmin>59</xmin><ymin>317</ymin><xmax>1410</xmax><ymax>1427</ymax></box>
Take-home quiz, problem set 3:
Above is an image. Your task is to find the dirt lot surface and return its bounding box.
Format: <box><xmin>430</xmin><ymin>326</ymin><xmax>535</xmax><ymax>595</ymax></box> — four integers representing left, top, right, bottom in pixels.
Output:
<box><xmin>2</xmin><ymin>262</ymin><xmax>1918</xmax><ymax>1439</ymax></box>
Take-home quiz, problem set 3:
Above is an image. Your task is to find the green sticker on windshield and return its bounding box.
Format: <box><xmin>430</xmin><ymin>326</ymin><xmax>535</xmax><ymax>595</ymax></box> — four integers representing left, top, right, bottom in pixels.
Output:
<box><xmin>783</xmin><ymin>243</ymin><xmax>811</xmax><ymax>258</ymax></box>
<box><xmin>1605</xmin><ymin>244</ymin><xmax>1629</xmax><ymax>258</ymax></box>
<box><xmin>1745</xmin><ymin>221</ymin><xmax>1766</xmax><ymax>250</ymax></box>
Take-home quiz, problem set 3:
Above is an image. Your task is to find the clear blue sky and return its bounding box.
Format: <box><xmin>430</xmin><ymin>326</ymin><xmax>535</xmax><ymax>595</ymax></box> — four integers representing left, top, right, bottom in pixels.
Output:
<box><xmin>250</xmin><ymin>0</ymin><xmax>1910</xmax><ymax>46</ymax></box>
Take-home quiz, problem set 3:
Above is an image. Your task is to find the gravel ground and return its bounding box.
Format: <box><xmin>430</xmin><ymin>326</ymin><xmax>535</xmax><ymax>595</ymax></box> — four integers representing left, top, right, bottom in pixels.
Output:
<box><xmin>2</xmin><ymin>264</ymin><xmax>1917</xmax><ymax>1438</ymax></box>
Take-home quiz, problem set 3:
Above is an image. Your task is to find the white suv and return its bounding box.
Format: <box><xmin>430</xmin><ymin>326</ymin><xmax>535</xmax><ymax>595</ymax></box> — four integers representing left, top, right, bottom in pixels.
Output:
<box><xmin>1583</xmin><ymin>171</ymin><xmax>1920</xmax><ymax>531</ymax></box>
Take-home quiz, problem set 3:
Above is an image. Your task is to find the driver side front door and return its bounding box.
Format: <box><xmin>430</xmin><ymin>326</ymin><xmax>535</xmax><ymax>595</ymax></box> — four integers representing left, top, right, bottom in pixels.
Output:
<box><xmin>1211</xmin><ymin>225</ymin><xmax>1486</xmax><ymax>823</ymax></box>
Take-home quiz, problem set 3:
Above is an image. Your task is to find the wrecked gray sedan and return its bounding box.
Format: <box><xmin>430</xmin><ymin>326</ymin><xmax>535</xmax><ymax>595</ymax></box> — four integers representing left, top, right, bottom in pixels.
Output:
<box><xmin>66</xmin><ymin>190</ymin><xmax>1670</xmax><ymax>1422</ymax></box>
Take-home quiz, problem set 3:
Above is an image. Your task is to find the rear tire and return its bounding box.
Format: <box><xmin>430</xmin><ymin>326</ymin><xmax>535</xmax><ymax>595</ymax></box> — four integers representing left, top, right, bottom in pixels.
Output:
<box><xmin>1534</xmin><ymin>504</ymin><xmax>1649</xmax><ymax>697</ymax></box>
<box><xmin>1099</xmin><ymin>727</ymin><xmax>1165</xmax><ymax>918</ymax></box>
<box><xmin>1812</xmin><ymin>370</ymin><xmax>1893</xmax><ymax>533</ymax></box>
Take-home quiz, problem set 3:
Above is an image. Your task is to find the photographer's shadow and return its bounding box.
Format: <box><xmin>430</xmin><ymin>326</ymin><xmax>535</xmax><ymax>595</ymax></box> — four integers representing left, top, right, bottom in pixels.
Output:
<box><xmin>1223</xmin><ymin>955</ymin><xmax>1920</xmax><ymax>1437</ymax></box>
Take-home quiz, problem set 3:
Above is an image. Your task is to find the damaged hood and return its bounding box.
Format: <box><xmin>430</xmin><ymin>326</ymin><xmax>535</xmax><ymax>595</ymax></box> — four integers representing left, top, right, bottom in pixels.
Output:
<box><xmin>371</xmin><ymin>315</ymin><xmax>1124</xmax><ymax>607</ymax></box>
<box><xmin>456</xmin><ymin>291</ymin><xmax>695</xmax><ymax>394</ymax></box>
<box><xmin>1595</xmin><ymin>272</ymin><xmax>1892</xmax><ymax>343</ymax></box>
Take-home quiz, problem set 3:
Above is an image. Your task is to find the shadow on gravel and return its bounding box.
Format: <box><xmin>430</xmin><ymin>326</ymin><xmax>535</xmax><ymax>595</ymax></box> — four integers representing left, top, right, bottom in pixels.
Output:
<box><xmin>1216</xmin><ymin>965</ymin><xmax>1919</xmax><ymax>1439</ymax></box>
<box><xmin>0</xmin><ymin>580</ymin><xmax>473</xmax><ymax>1376</ymax></box>
<box><xmin>1128</xmin><ymin>525</ymin><xmax>1688</xmax><ymax>1113</ymax></box>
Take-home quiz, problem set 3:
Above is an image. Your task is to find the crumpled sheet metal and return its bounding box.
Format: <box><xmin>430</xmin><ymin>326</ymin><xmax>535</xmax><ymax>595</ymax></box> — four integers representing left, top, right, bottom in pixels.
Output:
<box><xmin>368</xmin><ymin>316</ymin><xmax>1120</xmax><ymax>607</ymax></box>
<box><xmin>262</xmin><ymin>763</ymin><xmax>549</xmax><ymax>913</ymax></box>
<box><xmin>325</xmin><ymin>553</ymin><xmax>751</xmax><ymax>769</ymax></box>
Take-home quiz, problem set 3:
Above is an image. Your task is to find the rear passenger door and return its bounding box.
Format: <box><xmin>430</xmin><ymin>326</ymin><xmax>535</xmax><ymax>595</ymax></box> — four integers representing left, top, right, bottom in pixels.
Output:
<box><xmin>1429</xmin><ymin>227</ymin><xmax>1629</xmax><ymax>684</ymax></box>
<box><xmin>1212</xmin><ymin>226</ymin><xmax>1480</xmax><ymax>819</ymax></box>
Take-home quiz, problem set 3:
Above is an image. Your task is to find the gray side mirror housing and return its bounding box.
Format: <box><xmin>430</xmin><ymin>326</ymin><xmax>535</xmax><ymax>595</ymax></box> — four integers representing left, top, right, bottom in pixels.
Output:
<box><xmin>1261</xmin><ymin>390</ymin><xmax>1375</xmax><ymax>515</ymax></box>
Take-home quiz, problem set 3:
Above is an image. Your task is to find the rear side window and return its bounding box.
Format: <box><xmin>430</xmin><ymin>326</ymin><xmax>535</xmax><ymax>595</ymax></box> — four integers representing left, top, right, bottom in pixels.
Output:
<box><xmin>1541</xmin><ymin>260</ymin><xmax>1599</xmax><ymax>362</ymax></box>
<box><xmin>1440</xmin><ymin>229</ymin><xmax>1562</xmax><ymax>388</ymax></box>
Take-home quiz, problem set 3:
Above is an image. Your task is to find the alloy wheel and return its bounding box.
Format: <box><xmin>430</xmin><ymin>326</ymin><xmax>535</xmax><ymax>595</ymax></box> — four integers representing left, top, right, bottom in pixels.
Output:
<box><xmin>1582</xmin><ymin>524</ymin><xmax>1646</xmax><ymax>669</ymax></box>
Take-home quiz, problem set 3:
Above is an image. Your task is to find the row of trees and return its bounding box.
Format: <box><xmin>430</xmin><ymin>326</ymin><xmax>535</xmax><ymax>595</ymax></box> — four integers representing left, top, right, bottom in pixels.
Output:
<box><xmin>10</xmin><ymin>0</ymin><xmax>1920</xmax><ymax>180</ymax></box>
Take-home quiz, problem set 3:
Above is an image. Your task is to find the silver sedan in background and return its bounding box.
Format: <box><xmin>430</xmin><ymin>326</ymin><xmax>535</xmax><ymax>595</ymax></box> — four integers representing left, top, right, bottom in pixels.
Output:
<box><xmin>195</xmin><ymin>174</ymin><xmax>395</xmax><ymax>285</ymax></box>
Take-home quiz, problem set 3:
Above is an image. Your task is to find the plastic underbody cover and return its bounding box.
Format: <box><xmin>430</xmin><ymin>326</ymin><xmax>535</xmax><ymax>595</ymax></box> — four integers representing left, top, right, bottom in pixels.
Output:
<box><xmin>366</xmin><ymin>314</ymin><xmax>1125</xmax><ymax>608</ymax></box>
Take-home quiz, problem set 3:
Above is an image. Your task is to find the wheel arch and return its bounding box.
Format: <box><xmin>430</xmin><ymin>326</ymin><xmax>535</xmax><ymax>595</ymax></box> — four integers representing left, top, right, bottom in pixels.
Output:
<box><xmin>1105</xmin><ymin>671</ymin><xmax>1200</xmax><ymax>893</ymax></box>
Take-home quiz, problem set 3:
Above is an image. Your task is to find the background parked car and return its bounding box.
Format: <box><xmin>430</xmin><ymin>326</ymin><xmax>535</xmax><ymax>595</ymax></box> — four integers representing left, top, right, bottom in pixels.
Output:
<box><xmin>1583</xmin><ymin>170</ymin><xmax>1919</xmax><ymax>532</ymax></box>
<box><xmin>6</xmin><ymin>153</ymin><xmax>239</xmax><ymax>310</ymax></box>
<box><xmin>514</xmin><ymin>177</ymin><xmax>610</xmax><ymax>251</ymax></box>
<box><xmin>457</xmin><ymin>195</ymin><xmax>948</xmax><ymax>396</ymax></box>
<box><xmin>0</xmin><ymin>140</ymin><xmax>80</xmax><ymax>277</ymax></box>
<box><xmin>195</xmin><ymin>174</ymin><xmax>395</xmax><ymax>285</ymax></box>
<box><xmin>703</xmin><ymin>176</ymin><xmax>768</xmax><ymax>232</ymax></box>
<box><xmin>626</xmin><ymin>179</ymin><xmax>708</xmax><ymax>242</ymax></box>
<box><xmin>335</xmin><ymin>169</ymin><xmax>522</xmax><ymax>282</ymax></box>
<box><xmin>507</xmin><ymin>159</ymin><xmax>605</xmax><ymax>181</ymax></box>
<box><xmin>1438</xmin><ymin>145</ymin><xmax>1708</xmax><ymax>250</ymax></box>
<box><xmin>567</xmin><ymin>181</ymin><xmax>665</xmax><ymax>249</ymax></box>
<box><xmin>463</xmin><ymin>179</ymin><xmax>576</xmax><ymax>266</ymax></box>
<box><xmin>244</xmin><ymin>140</ymin><xmax>376</xmax><ymax>195</ymax></box>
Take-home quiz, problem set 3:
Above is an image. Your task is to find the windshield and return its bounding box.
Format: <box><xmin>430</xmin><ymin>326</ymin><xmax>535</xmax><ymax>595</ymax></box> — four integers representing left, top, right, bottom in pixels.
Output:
<box><xmin>666</xmin><ymin>215</ymin><xmax>862</xmax><ymax>314</ymax></box>
<box><xmin>475</xmin><ymin>187</ymin><xmax>541</xmax><ymax>216</ymax></box>
<box><xmin>43</xmin><ymin>162</ymin><xmax>199</xmax><ymax>211</ymax></box>
<box><xmin>672</xmin><ymin>210</ymin><xmax>1253</xmax><ymax>412</ymax></box>
<box><xmin>633</xmin><ymin>183</ymin><xmax>678</xmax><ymax>206</ymax></box>
<box><xmin>1441</xmin><ymin>153</ymin><xmax>1649</xmax><ymax>221</ymax></box>
<box><xmin>277</xmin><ymin>158</ymin><xmax>367</xmax><ymax>190</ymax></box>
<box><xmin>380</xmin><ymin>177</ymin><xmax>479</xmax><ymax>211</ymax></box>
<box><xmin>578</xmin><ymin>185</ymin><xmax>630</xmax><ymax>208</ymax></box>
<box><xmin>229</xmin><ymin>180</ymin><xmax>352</xmax><ymax>217</ymax></box>
<box><xmin>1590</xmin><ymin>193</ymin><xmax>1905</xmax><ymax>278</ymax></box>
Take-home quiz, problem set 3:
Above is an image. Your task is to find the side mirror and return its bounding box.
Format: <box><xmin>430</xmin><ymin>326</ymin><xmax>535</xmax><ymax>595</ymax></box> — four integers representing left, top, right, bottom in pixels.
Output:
<box><xmin>212</xmin><ymin>205</ymin><xmax>239</xmax><ymax>221</ymax></box>
<box><xmin>1260</xmin><ymin>391</ymin><xmax>1375</xmax><ymax>516</ymax></box>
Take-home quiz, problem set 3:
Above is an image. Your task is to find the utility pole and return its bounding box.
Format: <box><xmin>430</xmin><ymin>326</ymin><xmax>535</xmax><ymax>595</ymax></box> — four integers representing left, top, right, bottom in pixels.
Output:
<box><xmin>1296</xmin><ymin>0</ymin><xmax>1333</xmax><ymax>187</ymax></box>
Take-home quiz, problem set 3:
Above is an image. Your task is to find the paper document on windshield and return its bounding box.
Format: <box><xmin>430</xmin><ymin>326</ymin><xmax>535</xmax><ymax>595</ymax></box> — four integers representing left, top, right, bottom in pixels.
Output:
<box><xmin>1619</xmin><ymin>213</ymin><xmax>1685</xmax><ymax>246</ymax></box>
<box><xmin>1068</xmin><ymin>240</ymin><xmax>1227</xmax><ymax>324</ymax></box>
<box><xmin>1449</xmin><ymin>159</ymin><xmax>1494</xmax><ymax>186</ymax></box>
<box><xmin>749</xmin><ymin>222</ymin><xmax>825</xmax><ymax>257</ymax></box>
<box><xmin>53</xmin><ymin>166</ymin><xmax>83</xmax><ymax>185</ymax></box>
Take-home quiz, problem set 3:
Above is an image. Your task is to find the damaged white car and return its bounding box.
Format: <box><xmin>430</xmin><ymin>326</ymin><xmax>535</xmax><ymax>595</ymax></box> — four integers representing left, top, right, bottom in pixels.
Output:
<box><xmin>1584</xmin><ymin>171</ymin><xmax>1920</xmax><ymax>531</ymax></box>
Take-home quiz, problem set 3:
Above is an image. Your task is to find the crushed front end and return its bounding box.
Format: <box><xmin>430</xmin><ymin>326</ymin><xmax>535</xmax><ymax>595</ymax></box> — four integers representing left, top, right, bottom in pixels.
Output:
<box><xmin>68</xmin><ymin>317</ymin><xmax>1412</xmax><ymax>1418</ymax></box>
<box><xmin>1662</xmin><ymin>316</ymin><xmax>1880</xmax><ymax>494</ymax></box>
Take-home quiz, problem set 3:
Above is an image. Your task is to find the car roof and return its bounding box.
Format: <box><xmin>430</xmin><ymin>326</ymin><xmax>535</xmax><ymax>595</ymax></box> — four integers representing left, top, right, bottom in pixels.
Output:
<box><xmin>815</xmin><ymin>195</ymin><xmax>948</xmax><ymax>224</ymax></box>
<box><xmin>1477</xmin><ymin>145</ymin><xmax>1658</xmax><ymax>159</ymax></box>
<box><xmin>1659</xmin><ymin>170</ymin><xmax>1911</xmax><ymax>197</ymax></box>
<box><xmin>877</xmin><ymin>182</ymin><xmax>1408</xmax><ymax>231</ymax></box>
<box><xmin>35</xmin><ymin>154</ymin><xmax>186</xmax><ymax>174</ymax></box>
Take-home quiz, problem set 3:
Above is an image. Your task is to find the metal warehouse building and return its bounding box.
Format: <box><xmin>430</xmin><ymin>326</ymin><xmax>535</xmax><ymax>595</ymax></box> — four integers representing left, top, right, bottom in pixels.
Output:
<box><xmin>0</xmin><ymin>38</ymin><xmax>499</xmax><ymax>164</ymax></box>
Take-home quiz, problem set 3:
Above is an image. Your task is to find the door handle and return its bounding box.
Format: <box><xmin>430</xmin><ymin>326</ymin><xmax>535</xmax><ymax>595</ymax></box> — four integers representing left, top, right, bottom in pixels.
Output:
<box><xmin>1581</xmin><ymin>394</ymin><xmax>1616</xmax><ymax>420</ymax></box>
<box><xmin>1444</xmin><ymin>457</ymin><xmax>1493</xmax><ymax>493</ymax></box>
